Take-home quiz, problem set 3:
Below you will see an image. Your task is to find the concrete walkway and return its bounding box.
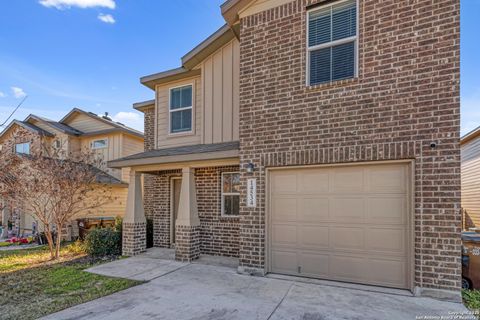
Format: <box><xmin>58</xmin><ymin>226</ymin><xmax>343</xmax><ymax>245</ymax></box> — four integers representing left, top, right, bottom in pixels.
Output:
<box><xmin>42</xmin><ymin>250</ymin><xmax>472</xmax><ymax>320</ymax></box>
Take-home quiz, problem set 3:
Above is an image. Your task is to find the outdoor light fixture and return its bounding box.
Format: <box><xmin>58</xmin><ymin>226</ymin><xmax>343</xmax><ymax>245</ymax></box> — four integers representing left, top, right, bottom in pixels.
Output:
<box><xmin>246</xmin><ymin>162</ymin><xmax>255</xmax><ymax>173</ymax></box>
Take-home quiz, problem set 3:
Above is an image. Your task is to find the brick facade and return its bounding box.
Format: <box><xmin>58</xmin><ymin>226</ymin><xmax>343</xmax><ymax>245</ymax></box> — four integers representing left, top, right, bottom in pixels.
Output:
<box><xmin>123</xmin><ymin>221</ymin><xmax>147</xmax><ymax>256</ymax></box>
<box><xmin>237</xmin><ymin>0</ymin><xmax>460</xmax><ymax>292</ymax></box>
<box><xmin>144</xmin><ymin>166</ymin><xmax>240</xmax><ymax>257</ymax></box>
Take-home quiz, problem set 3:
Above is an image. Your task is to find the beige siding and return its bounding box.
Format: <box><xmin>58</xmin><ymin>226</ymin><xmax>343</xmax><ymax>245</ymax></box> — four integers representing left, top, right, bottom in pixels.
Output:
<box><xmin>67</xmin><ymin>113</ymin><xmax>113</xmax><ymax>133</ymax></box>
<box><xmin>122</xmin><ymin>134</ymin><xmax>144</xmax><ymax>156</ymax></box>
<box><xmin>462</xmin><ymin>137</ymin><xmax>480</xmax><ymax>227</ymax></box>
<box><xmin>155</xmin><ymin>77</ymin><xmax>202</xmax><ymax>148</ymax></box>
<box><xmin>200</xmin><ymin>38</ymin><xmax>240</xmax><ymax>144</ymax></box>
<box><xmin>239</xmin><ymin>0</ymin><xmax>293</xmax><ymax>18</ymax></box>
<box><xmin>80</xmin><ymin>133</ymin><xmax>123</xmax><ymax>180</ymax></box>
<box><xmin>75</xmin><ymin>185</ymin><xmax>127</xmax><ymax>218</ymax></box>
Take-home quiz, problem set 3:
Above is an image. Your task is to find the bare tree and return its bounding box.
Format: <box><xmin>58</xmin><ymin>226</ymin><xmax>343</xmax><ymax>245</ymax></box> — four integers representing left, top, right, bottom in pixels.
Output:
<box><xmin>0</xmin><ymin>133</ymin><xmax>113</xmax><ymax>259</ymax></box>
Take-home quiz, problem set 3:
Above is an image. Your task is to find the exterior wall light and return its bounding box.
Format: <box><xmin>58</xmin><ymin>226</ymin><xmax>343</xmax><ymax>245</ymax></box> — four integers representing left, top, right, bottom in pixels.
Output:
<box><xmin>246</xmin><ymin>162</ymin><xmax>255</xmax><ymax>174</ymax></box>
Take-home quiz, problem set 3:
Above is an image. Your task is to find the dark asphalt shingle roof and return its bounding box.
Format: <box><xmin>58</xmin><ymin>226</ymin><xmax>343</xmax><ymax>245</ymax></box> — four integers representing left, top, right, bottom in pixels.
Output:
<box><xmin>116</xmin><ymin>141</ymin><xmax>240</xmax><ymax>162</ymax></box>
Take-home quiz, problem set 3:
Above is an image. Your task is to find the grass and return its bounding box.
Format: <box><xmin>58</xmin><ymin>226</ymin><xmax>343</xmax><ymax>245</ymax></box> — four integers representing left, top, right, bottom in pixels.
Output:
<box><xmin>0</xmin><ymin>244</ymin><xmax>142</xmax><ymax>320</ymax></box>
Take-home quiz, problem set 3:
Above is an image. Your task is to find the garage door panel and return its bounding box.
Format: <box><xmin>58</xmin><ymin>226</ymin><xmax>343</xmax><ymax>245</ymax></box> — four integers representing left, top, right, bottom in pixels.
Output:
<box><xmin>299</xmin><ymin>171</ymin><xmax>329</xmax><ymax>193</ymax></box>
<box><xmin>271</xmin><ymin>250</ymin><xmax>298</xmax><ymax>274</ymax></box>
<box><xmin>269</xmin><ymin>163</ymin><xmax>410</xmax><ymax>289</ymax></box>
<box><xmin>272</xmin><ymin>173</ymin><xmax>297</xmax><ymax>194</ymax></box>
<box><xmin>367</xmin><ymin>196</ymin><xmax>406</xmax><ymax>224</ymax></box>
<box><xmin>330</xmin><ymin>255</ymin><xmax>369</xmax><ymax>282</ymax></box>
<box><xmin>367</xmin><ymin>165</ymin><xmax>406</xmax><ymax>193</ymax></box>
<box><xmin>299</xmin><ymin>226</ymin><xmax>329</xmax><ymax>248</ymax></box>
<box><xmin>272</xmin><ymin>197</ymin><xmax>297</xmax><ymax>222</ymax></box>
<box><xmin>332</xmin><ymin>227</ymin><xmax>365</xmax><ymax>251</ymax></box>
<box><xmin>299</xmin><ymin>252</ymin><xmax>330</xmax><ymax>277</ymax></box>
<box><xmin>332</xmin><ymin>168</ymin><xmax>364</xmax><ymax>193</ymax></box>
<box><xmin>300</xmin><ymin>197</ymin><xmax>329</xmax><ymax>222</ymax></box>
<box><xmin>330</xmin><ymin>197</ymin><xmax>365</xmax><ymax>222</ymax></box>
<box><xmin>272</xmin><ymin>224</ymin><xmax>297</xmax><ymax>246</ymax></box>
<box><xmin>366</xmin><ymin>228</ymin><xmax>406</xmax><ymax>254</ymax></box>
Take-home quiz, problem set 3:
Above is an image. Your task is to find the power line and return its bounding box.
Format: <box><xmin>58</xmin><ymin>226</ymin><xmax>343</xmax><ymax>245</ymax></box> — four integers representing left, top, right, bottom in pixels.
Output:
<box><xmin>0</xmin><ymin>96</ymin><xmax>28</xmax><ymax>127</ymax></box>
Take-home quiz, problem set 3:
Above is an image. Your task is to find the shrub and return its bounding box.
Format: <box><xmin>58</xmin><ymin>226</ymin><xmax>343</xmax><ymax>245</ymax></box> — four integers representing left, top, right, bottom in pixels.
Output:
<box><xmin>84</xmin><ymin>227</ymin><xmax>121</xmax><ymax>257</ymax></box>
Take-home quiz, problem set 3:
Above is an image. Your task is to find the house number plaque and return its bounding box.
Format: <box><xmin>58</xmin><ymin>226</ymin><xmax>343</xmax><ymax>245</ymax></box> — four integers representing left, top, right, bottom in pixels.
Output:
<box><xmin>247</xmin><ymin>178</ymin><xmax>257</xmax><ymax>208</ymax></box>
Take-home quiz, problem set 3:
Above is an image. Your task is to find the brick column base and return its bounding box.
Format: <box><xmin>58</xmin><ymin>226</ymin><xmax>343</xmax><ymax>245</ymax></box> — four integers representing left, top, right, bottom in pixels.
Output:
<box><xmin>123</xmin><ymin>221</ymin><xmax>147</xmax><ymax>256</ymax></box>
<box><xmin>175</xmin><ymin>225</ymin><xmax>200</xmax><ymax>262</ymax></box>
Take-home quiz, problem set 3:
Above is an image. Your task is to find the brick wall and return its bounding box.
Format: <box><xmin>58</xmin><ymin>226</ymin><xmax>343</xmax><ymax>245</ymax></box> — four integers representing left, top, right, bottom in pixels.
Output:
<box><xmin>238</xmin><ymin>0</ymin><xmax>461</xmax><ymax>291</ymax></box>
<box><xmin>143</xmin><ymin>107</ymin><xmax>155</xmax><ymax>151</ymax></box>
<box><xmin>149</xmin><ymin>166</ymin><xmax>240</xmax><ymax>257</ymax></box>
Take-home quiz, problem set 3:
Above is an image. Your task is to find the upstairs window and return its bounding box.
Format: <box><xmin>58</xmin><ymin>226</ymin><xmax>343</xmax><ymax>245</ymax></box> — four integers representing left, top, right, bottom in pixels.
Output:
<box><xmin>307</xmin><ymin>0</ymin><xmax>357</xmax><ymax>86</ymax></box>
<box><xmin>221</xmin><ymin>172</ymin><xmax>240</xmax><ymax>217</ymax></box>
<box><xmin>169</xmin><ymin>85</ymin><xmax>193</xmax><ymax>134</ymax></box>
<box><xmin>91</xmin><ymin>139</ymin><xmax>108</xmax><ymax>149</ymax></box>
<box><xmin>15</xmin><ymin>142</ymin><xmax>30</xmax><ymax>155</ymax></box>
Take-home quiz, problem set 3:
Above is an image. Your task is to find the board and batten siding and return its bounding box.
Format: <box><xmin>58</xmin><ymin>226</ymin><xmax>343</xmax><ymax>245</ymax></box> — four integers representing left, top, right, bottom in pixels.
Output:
<box><xmin>155</xmin><ymin>77</ymin><xmax>202</xmax><ymax>148</ymax></box>
<box><xmin>67</xmin><ymin>113</ymin><xmax>113</xmax><ymax>133</ymax></box>
<box><xmin>462</xmin><ymin>137</ymin><xmax>480</xmax><ymax>227</ymax></box>
<box><xmin>200</xmin><ymin>38</ymin><xmax>240</xmax><ymax>144</ymax></box>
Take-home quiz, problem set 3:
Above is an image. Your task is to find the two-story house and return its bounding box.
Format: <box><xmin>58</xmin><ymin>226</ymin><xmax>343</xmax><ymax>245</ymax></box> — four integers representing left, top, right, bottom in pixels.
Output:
<box><xmin>109</xmin><ymin>0</ymin><xmax>461</xmax><ymax>300</ymax></box>
<box><xmin>0</xmin><ymin>108</ymin><xmax>144</xmax><ymax>237</ymax></box>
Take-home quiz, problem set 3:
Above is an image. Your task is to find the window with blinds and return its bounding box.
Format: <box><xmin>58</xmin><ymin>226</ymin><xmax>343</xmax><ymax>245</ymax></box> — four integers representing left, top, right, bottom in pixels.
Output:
<box><xmin>307</xmin><ymin>0</ymin><xmax>357</xmax><ymax>86</ymax></box>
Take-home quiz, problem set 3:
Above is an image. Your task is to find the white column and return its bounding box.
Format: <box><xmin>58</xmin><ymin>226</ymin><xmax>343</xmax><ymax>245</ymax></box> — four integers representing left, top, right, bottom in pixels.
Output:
<box><xmin>124</xmin><ymin>170</ymin><xmax>145</xmax><ymax>224</ymax></box>
<box><xmin>175</xmin><ymin>167</ymin><xmax>200</xmax><ymax>227</ymax></box>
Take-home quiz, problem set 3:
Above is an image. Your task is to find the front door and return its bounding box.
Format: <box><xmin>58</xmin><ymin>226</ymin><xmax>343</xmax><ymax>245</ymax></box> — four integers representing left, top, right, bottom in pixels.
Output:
<box><xmin>171</xmin><ymin>178</ymin><xmax>182</xmax><ymax>245</ymax></box>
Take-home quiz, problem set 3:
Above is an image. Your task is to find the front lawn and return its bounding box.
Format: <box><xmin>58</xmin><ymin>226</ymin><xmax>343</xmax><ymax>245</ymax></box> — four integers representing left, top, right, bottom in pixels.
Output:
<box><xmin>0</xmin><ymin>244</ymin><xmax>141</xmax><ymax>320</ymax></box>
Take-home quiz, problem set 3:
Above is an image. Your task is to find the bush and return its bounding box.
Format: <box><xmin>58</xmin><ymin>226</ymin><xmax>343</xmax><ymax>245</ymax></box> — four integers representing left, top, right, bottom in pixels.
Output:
<box><xmin>84</xmin><ymin>227</ymin><xmax>121</xmax><ymax>257</ymax></box>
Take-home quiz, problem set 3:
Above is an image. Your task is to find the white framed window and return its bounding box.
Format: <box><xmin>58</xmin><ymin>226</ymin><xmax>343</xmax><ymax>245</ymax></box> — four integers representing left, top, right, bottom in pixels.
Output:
<box><xmin>221</xmin><ymin>172</ymin><xmax>240</xmax><ymax>217</ymax></box>
<box><xmin>53</xmin><ymin>140</ymin><xmax>61</xmax><ymax>149</ymax></box>
<box><xmin>169</xmin><ymin>84</ymin><xmax>193</xmax><ymax>134</ymax></box>
<box><xmin>91</xmin><ymin>138</ymin><xmax>108</xmax><ymax>149</ymax></box>
<box><xmin>15</xmin><ymin>142</ymin><xmax>30</xmax><ymax>155</ymax></box>
<box><xmin>307</xmin><ymin>0</ymin><xmax>358</xmax><ymax>86</ymax></box>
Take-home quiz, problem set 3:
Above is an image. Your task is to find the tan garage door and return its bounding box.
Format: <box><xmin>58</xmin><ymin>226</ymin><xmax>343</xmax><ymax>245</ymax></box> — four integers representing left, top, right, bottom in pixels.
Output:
<box><xmin>268</xmin><ymin>163</ymin><xmax>410</xmax><ymax>289</ymax></box>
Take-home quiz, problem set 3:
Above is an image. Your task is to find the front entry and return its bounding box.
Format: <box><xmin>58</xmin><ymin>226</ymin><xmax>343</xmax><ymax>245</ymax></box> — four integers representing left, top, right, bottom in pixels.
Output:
<box><xmin>171</xmin><ymin>177</ymin><xmax>182</xmax><ymax>245</ymax></box>
<box><xmin>268</xmin><ymin>162</ymin><xmax>412</xmax><ymax>289</ymax></box>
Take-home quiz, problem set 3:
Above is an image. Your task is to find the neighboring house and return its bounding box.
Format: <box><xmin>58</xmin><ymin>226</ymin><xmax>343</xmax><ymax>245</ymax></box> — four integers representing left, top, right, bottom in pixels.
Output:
<box><xmin>461</xmin><ymin>126</ymin><xmax>480</xmax><ymax>230</ymax></box>
<box><xmin>109</xmin><ymin>0</ymin><xmax>461</xmax><ymax>299</ymax></box>
<box><xmin>0</xmin><ymin>108</ymin><xmax>144</xmax><ymax>237</ymax></box>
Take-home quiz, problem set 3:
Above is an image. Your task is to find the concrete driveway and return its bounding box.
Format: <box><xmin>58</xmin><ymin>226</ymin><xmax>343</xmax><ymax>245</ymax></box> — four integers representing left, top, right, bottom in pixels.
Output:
<box><xmin>43</xmin><ymin>255</ymin><xmax>471</xmax><ymax>320</ymax></box>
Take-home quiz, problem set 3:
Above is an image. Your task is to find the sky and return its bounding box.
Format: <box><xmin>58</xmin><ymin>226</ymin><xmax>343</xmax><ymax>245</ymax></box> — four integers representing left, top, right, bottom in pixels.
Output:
<box><xmin>0</xmin><ymin>0</ymin><xmax>477</xmax><ymax>135</ymax></box>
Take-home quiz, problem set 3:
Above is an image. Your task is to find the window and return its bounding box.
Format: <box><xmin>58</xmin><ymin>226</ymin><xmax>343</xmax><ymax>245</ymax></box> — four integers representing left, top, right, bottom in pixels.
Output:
<box><xmin>221</xmin><ymin>172</ymin><xmax>240</xmax><ymax>217</ymax></box>
<box><xmin>307</xmin><ymin>0</ymin><xmax>357</xmax><ymax>85</ymax></box>
<box><xmin>15</xmin><ymin>142</ymin><xmax>30</xmax><ymax>155</ymax></box>
<box><xmin>169</xmin><ymin>85</ymin><xmax>193</xmax><ymax>134</ymax></box>
<box><xmin>91</xmin><ymin>139</ymin><xmax>108</xmax><ymax>149</ymax></box>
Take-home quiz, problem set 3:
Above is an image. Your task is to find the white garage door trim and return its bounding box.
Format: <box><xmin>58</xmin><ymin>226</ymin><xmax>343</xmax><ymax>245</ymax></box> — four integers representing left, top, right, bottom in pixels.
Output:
<box><xmin>265</xmin><ymin>160</ymin><xmax>414</xmax><ymax>291</ymax></box>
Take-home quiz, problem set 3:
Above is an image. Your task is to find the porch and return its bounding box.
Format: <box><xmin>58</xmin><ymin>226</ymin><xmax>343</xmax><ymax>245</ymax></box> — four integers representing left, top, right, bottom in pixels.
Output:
<box><xmin>107</xmin><ymin>141</ymin><xmax>240</xmax><ymax>261</ymax></box>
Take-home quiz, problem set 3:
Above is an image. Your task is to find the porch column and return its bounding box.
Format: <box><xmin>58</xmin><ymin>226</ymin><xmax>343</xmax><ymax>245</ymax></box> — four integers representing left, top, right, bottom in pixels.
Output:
<box><xmin>123</xmin><ymin>170</ymin><xmax>146</xmax><ymax>256</ymax></box>
<box><xmin>175</xmin><ymin>167</ymin><xmax>200</xmax><ymax>262</ymax></box>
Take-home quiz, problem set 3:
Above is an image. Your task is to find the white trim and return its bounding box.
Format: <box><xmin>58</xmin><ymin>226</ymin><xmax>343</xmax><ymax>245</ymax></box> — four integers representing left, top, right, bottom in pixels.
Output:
<box><xmin>220</xmin><ymin>171</ymin><xmax>240</xmax><ymax>218</ymax></box>
<box><xmin>306</xmin><ymin>0</ymin><xmax>359</xmax><ymax>86</ymax></box>
<box><xmin>168</xmin><ymin>83</ymin><xmax>194</xmax><ymax>136</ymax></box>
<box><xmin>91</xmin><ymin>138</ymin><xmax>108</xmax><ymax>150</ymax></box>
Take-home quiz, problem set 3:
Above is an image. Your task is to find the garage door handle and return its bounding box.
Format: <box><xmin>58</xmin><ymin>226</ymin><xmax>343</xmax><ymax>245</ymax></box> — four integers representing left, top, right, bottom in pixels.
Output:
<box><xmin>298</xmin><ymin>266</ymin><xmax>302</xmax><ymax>273</ymax></box>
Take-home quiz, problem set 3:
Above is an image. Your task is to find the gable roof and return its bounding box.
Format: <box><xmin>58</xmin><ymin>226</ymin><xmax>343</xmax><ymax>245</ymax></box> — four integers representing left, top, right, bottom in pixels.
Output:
<box><xmin>461</xmin><ymin>126</ymin><xmax>480</xmax><ymax>145</ymax></box>
<box><xmin>60</xmin><ymin>108</ymin><xmax>144</xmax><ymax>138</ymax></box>
<box><xmin>25</xmin><ymin>114</ymin><xmax>83</xmax><ymax>136</ymax></box>
<box><xmin>0</xmin><ymin>120</ymin><xmax>54</xmax><ymax>140</ymax></box>
<box><xmin>140</xmin><ymin>24</ymin><xmax>235</xmax><ymax>90</ymax></box>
